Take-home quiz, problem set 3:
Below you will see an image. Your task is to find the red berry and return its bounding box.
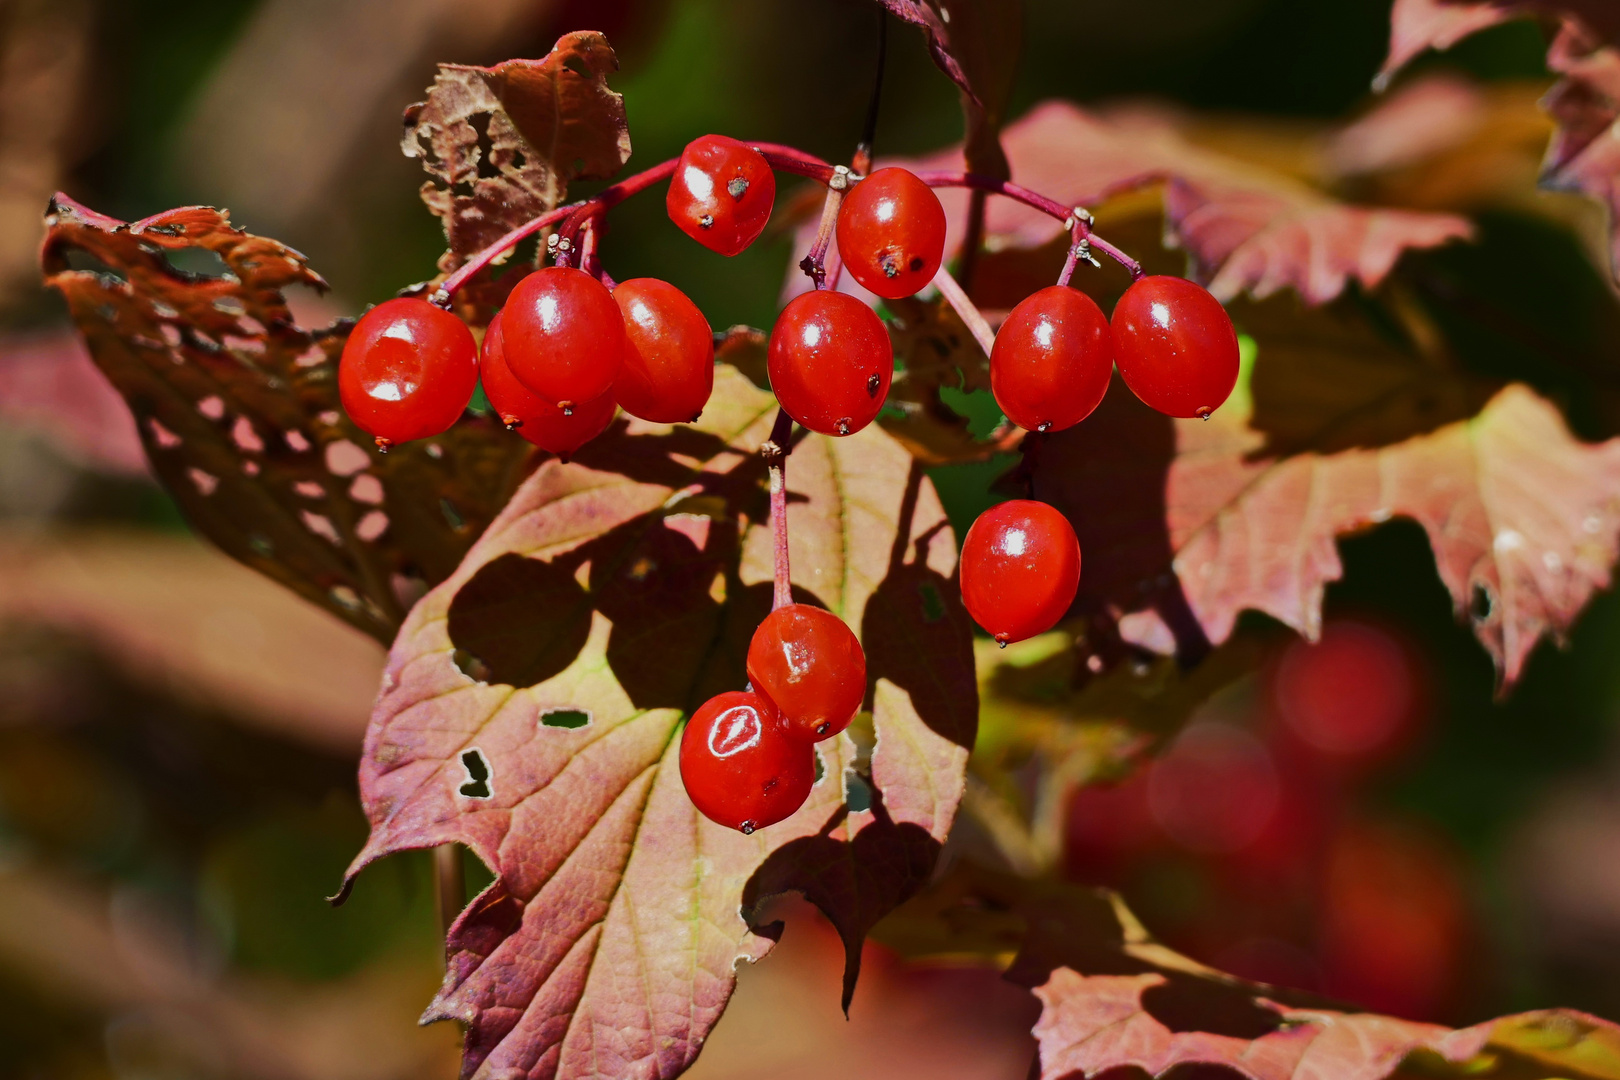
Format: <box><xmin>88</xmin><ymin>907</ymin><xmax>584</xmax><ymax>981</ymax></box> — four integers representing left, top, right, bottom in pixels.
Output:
<box><xmin>338</xmin><ymin>298</ymin><xmax>477</xmax><ymax>449</ymax></box>
<box><xmin>1111</xmin><ymin>275</ymin><xmax>1240</xmax><ymax>418</ymax></box>
<box><xmin>959</xmin><ymin>500</ymin><xmax>1081</xmax><ymax>644</ymax></box>
<box><xmin>766</xmin><ymin>290</ymin><xmax>892</xmax><ymax>436</ymax></box>
<box><xmin>611</xmin><ymin>278</ymin><xmax>715</xmax><ymax>423</ymax></box>
<box><xmin>500</xmin><ymin>266</ymin><xmax>626</xmax><ymax>411</ymax></box>
<box><xmin>666</xmin><ymin>135</ymin><xmax>776</xmax><ymax>257</ymax></box>
<box><xmin>746</xmin><ymin>604</ymin><xmax>866</xmax><ymax>742</ymax></box>
<box><xmin>835</xmin><ymin>167</ymin><xmax>947</xmax><ymax>300</ymax></box>
<box><xmin>990</xmin><ymin>285</ymin><xmax>1114</xmax><ymax>433</ymax></box>
<box><xmin>680</xmin><ymin>690</ymin><xmax>814</xmax><ymax>833</ymax></box>
<box><xmin>480</xmin><ymin>312</ymin><xmax>616</xmax><ymax>457</ymax></box>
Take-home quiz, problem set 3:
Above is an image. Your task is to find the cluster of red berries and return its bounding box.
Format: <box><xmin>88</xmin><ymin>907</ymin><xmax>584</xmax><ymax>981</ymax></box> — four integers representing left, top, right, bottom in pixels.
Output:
<box><xmin>679</xmin><ymin>604</ymin><xmax>867</xmax><ymax>833</ymax></box>
<box><xmin>336</xmin><ymin>131</ymin><xmax>1245</xmax><ymax>830</ymax></box>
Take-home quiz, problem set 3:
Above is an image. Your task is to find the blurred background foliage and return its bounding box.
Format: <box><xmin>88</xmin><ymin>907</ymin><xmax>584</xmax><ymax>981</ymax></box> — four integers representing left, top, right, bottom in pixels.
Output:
<box><xmin>1</xmin><ymin>0</ymin><xmax>1619</xmax><ymax>1077</ymax></box>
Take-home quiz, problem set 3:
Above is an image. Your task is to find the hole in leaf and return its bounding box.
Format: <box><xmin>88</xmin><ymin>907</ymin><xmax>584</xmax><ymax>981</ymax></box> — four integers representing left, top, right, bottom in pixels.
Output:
<box><xmin>329</xmin><ymin>585</ymin><xmax>361</xmax><ymax>610</ymax></box>
<box><xmin>162</xmin><ymin>246</ymin><xmax>232</xmax><ymax>281</ymax></box>
<box><xmin>249</xmin><ymin>533</ymin><xmax>274</xmax><ymax>556</ymax></box>
<box><xmin>284</xmin><ymin>430</ymin><xmax>311</xmax><ymax>452</ymax></box>
<box><xmin>148</xmin><ymin>418</ymin><xmax>182</xmax><ymax>449</ymax></box>
<box><xmin>563</xmin><ymin>56</ymin><xmax>592</xmax><ymax>79</ymax></box>
<box><xmin>293</xmin><ymin>480</ymin><xmax>324</xmax><ymax>498</ymax></box>
<box><xmin>197</xmin><ymin>396</ymin><xmax>225</xmax><ymax>420</ymax></box>
<box><xmin>452</xmin><ymin>648</ymin><xmax>493</xmax><ymax>682</ymax></box>
<box><xmin>458</xmin><ymin>749</ymin><xmax>492</xmax><ymax>799</ymax></box>
<box><xmin>301</xmin><ymin>511</ymin><xmax>340</xmax><ymax>544</ymax></box>
<box><xmin>392</xmin><ymin>572</ymin><xmax>428</xmax><ymax>611</ymax></box>
<box><xmin>232</xmin><ymin>416</ymin><xmax>263</xmax><ymax>452</ymax></box>
<box><xmin>324</xmin><ymin>440</ymin><xmax>369</xmax><ymax>476</ymax></box>
<box><xmin>470</xmin><ymin>112</ymin><xmax>500</xmax><ymax>180</ymax></box>
<box><xmin>1471</xmin><ymin>583</ymin><xmax>1494</xmax><ymax>621</ymax></box>
<box><xmin>843</xmin><ymin>769</ymin><xmax>872</xmax><ymax>812</ymax></box>
<box><xmin>540</xmin><ymin>708</ymin><xmax>590</xmax><ymax>729</ymax></box>
<box><xmin>1139</xmin><ymin>975</ymin><xmax>1283</xmax><ymax>1039</ymax></box>
<box><xmin>356</xmin><ymin>511</ymin><xmax>388</xmax><ymax>541</ymax></box>
<box><xmin>187</xmin><ymin>468</ymin><xmax>218</xmax><ymax>495</ymax></box>
<box><xmin>918</xmin><ymin>581</ymin><xmax>945</xmax><ymax>623</ymax></box>
<box><xmin>440</xmin><ymin>497</ymin><xmax>465</xmax><ymax>529</ymax></box>
<box><xmin>447</xmin><ymin>553</ymin><xmax>592</xmax><ymax>688</ymax></box>
<box><xmin>349</xmin><ymin>474</ymin><xmax>384</xmax><ymax>504</ymax></box>
<box><xmin>62</xmin><ymin>248</ymin><xmax>127</xmax><ymax>281</ymax></box>
<box><xmin>813</xmin><ymin>752</ymin><xmax>825</xmax><ymax>784</ymax></box>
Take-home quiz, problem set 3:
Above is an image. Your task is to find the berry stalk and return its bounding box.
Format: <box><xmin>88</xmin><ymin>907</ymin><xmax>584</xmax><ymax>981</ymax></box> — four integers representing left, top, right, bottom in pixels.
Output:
<box><xmin>933</xmin><ymin>265</ymin><xmax>996</xmax><ymax>358</ymax></box>
<box><xmin>800</xmin><ymin>169</ymin><xmax>852</xmax><ymax>290</ymax></box>
<box><xmin>761</xmin><ymin>408</ymin><xmax>795</xmax><ymax>611</ymax></box>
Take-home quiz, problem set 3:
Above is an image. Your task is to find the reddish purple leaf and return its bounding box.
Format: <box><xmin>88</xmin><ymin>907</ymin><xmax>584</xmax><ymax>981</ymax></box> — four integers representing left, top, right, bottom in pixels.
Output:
<box><xmin>0</xmin><ymin>329</ymin><xmax>146</xmax><ymax>474</ymax></box>
<box><xmin>791</xmin><ymin>102</ymin><xmax>1473</xmax><ymax>308</ymax></box>
<box><xmin>41</xmin><ymin>194</ymin><xmax>534</xmax><ymax>642</ymax></box>
<box><xmin>341</xmin><ymin>368</ymin><xmax>976</xmax><ymax>1079</ymax></box>
<box><xmin>1380</xmin><ymin>3</ymin><xmax>1620</xmax><ymax>281</ymax></box>
<box><xmin>875</xmin><ymin>1</ymin><xmax>1021</xmax><ymax>181</ymax></box>
<box><xmin>405</xmin><ymin>32</ymin><xmax>632</xmax><ymax>322</ymax></box>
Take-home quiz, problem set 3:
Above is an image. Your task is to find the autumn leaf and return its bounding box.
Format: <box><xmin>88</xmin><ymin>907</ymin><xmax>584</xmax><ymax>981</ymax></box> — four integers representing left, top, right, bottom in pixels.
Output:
<box><xmin>339</xmin><ymin>367</ymin><xmax>977</xmax><ymax>1079</ymax></box>
<box><xmin>1017</xmin><ymin>282</ymin><xmax>1620</xmax><ymax>687</ymax></box>
<box><xmin>40</xmin><ymin>194</ymin><xmax>535</xmax><ymax>643</ymax></box>
<box><xmin>1380</xmin><ymin>2</ymin><xmax>1620</xmax><ymax>282</ymax></box>
<box><xmin>879</xmin><ymin>867</ymin><xmax>1620</xmax><ymax>1080</ymax></box>
<box><xmin>404</xmin><ymin>31</ymin><xmax>632</xmax><ymax>322</ymax></box>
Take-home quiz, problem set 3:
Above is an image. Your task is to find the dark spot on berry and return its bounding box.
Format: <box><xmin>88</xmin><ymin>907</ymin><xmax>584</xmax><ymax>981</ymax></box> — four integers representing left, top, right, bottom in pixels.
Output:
<box><xmin>740</xmin><ymin>821</ymin><xmax>756</xmax><ymax>835</ymax></box>
<box><xmin>867</xmin><ymin>373</ymin><xmax>881</xmax><ymax>397</ymax></box>
<box><xmin>699</xmin><ymin>214</ymin><xmax>714</xmax><ymax>229</ymax></box>
<box><xmin>1037</xmin><ymin>421</ymin><xmax>1051</xmax><ymax>432</ymax></box>
<box><xmin>815</xmin><ymin>721</ymin><xmax>830</xmax><ymax>736</ymax></box>
<box><xmin>836</xmin><ymin>417</ymin><xmax>851</xmax><ymax>436</ymax></box>
<box><xmin>880</xmin><ymin>254</ymin><xmax>899</xmax><ymax>278</ymax></box>
<box><xmin>762</xmin><ymin>776</ymin><xmax>778</xmax><ymax>793</ymax></box>
<box><xmin>908</xmin><ymin>256</ymin><xmax>925</xmax><ymax>272</ymax></box>
<box><xmin>727</xmin><ymin>177</ymin><xmax>749</xmax><ymax>199</ymax></box>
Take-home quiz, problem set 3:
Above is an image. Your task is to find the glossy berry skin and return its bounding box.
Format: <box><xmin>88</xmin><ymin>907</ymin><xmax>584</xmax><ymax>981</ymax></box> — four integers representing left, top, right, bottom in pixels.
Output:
<box><xmin>612</xmin><ymin>278</ymin><xmax>715</xmax><ymax>423</ymax></box>
<box><xmin>835</xmin><ymin>167</ymin><xmax>947</xmax><ymax>300</ymax></box>
<box><xmin>747</xmin><ymin>604</ymin><xmax>866</xmax><ymax>742</ymax></box>
<box><xmin>338</xmin><ymin>298</ymin><xmax>477</xmax><ymax>448</ymax></box>
<box><xmin>500</xmin><ymin>266</ymin><xmax>626</xmax><ymax>411</ymax></box>
<box><xmin>480</xmin><ymin>312</ymin><xmax>616</xmax><ymax>457</ymax></box>
<box><xmin>680</xmin><ymin>691</ymin><xmax>815</xmax><ymax>833</ymax></box>
<box><xmin>1111</xmin><ymin>275</ymin><xmax>1240</xmax><ymax>418</ymax></box>
<box><xmin>667</xmin><ymin>135</ymin><xmax>776</xmax><ymax>257</ymax></box>
<box><xmin>766</xmin><ymin>290</ymin><xmax>892</xmax><ymax>436</ymax></box>
<box><xmin>959</xmin><ymin>500</ymin><xmax>1081</xmax><ymax>645</ymax></box>
<box><xmin>990</xmin><ymin>285</ymin><xmax>1115</xmax><ymax>433</ymax></box>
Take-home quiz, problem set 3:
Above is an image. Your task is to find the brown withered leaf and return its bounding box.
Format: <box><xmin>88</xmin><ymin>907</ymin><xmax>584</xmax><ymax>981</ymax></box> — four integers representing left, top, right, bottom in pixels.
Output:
<box><xmin>881</xmin><ymin>294</ymin><xmax>1021</xmax><ymax>465</ymax></box>
<box><xmin>40</xmin><ymin>194</ymin><xmax>535</xmax><ymax>643</ymax></box>
<box><xmin>341</xmin><ymin>367</ymin><xmax>977</xmax><ymax>1079</ymax></box>
<box><xmin>878</xmin><ymin>868</ymin><xmax>1620</xmax><ymax>1080</ymax></box>
<box><xmin>404</xmin><ymin>31</ymin><xmax>631</xmax><ymax>322</ymax></box>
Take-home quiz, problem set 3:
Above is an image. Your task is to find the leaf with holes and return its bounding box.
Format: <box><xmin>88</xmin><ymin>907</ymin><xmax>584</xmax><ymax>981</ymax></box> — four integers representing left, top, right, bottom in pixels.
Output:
<box><xmin>1017</xmin><ymin>287</ymin><xmax>1620</xmax><ymax>687</ymax></box>
<box><xmin>339</xmin><ymin>366</ymin><xmax>977</xmax><ymax>1079</ymax></box>
<box><xmin>405</xmin><ymin>31</ymin><xmax>632</xmax><ymax>322</ymax></box>
<box><xmin>40</xmin><ymin>194</ymin><xmax>535</xmax><ymax>643</ymax></box>
<box><xmin>881</xmin><ymin>868</ymin><xmax>1620</xmax><ymax>1080</ymax></box>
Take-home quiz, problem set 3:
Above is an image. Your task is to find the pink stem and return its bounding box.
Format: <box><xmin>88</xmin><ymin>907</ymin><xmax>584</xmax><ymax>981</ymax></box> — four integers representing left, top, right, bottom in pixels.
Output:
<box><xmin>912</xmin><ymin>170</ymin><xmax>1148</xmax><ymax>280</ymax></box>
<box><xmin>431</xmin><ymin>203</ymin><xmax>578</xmax><ymax>305</ymax></box>
<box><xmin>933</xmin><ymin>266</ymin><xmax>995</xmax><ymax>358</ymax></box>
<box><xmin>763</xmin><ymin>409</ymin><xmax>794</xmax><ymax>611</ymax></box>
<box><xmin>801</xmin><ymin>176</ymin><xmax>848</xmax><ymax>290</ymax></box>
